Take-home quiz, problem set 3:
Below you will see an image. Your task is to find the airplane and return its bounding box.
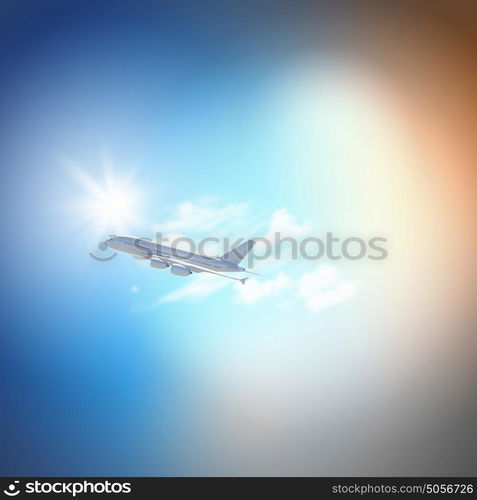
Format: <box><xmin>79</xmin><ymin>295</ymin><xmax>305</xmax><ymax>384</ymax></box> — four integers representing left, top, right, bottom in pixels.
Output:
<box><xmin>104</xmin><ymin>235</ymin><xmax>258</xmax><ymax>284</ymax></box>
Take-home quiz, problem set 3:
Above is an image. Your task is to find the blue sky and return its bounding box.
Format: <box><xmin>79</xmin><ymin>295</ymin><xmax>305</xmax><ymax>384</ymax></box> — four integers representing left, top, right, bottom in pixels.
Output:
<box><xmin>0</xmin><ymin>1</ymin><xmax>364</xmax><ymax>475</ymax></box>
<box><xmin>1</xmin><ymin>0</ymin><xmax>476</xmax><ymax>477</ymax></box>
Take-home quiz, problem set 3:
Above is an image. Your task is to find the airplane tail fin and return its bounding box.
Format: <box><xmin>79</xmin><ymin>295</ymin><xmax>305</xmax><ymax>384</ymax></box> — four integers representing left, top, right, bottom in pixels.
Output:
<box><xmin>240</xmin><ymin>277</ymin><xmax>248</xmax><ymax>285</ymax></box>
<box><xmin>221</xmin><ymin>240</ymin><xmax>256</xmax><ymax>265</ymax></box>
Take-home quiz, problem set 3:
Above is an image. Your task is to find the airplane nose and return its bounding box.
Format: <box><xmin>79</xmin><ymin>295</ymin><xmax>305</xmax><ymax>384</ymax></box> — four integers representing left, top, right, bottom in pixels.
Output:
<box><xmin>102</xmin><ymin>236</ymin><xmax>115</xmax><ymax>248</ymax></box>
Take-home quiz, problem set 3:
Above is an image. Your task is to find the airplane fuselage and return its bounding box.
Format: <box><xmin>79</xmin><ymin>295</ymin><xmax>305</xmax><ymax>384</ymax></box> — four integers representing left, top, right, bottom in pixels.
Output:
<box><xmin>105</xmin><ymin>235</ymin><xmax>244</xmax><ymax>273</ymax></box>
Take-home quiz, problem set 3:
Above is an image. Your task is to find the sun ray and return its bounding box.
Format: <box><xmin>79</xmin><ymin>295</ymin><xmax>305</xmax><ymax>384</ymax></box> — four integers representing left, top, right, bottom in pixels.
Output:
<box><xmin>67</xmin><ymin>157</ymin><xmax>142</xmax><ymax>238</ymax></box>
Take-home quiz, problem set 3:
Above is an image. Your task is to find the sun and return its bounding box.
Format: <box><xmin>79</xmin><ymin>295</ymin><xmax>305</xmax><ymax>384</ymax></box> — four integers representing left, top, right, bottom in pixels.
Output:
<box><xmin>68</xmin><ymin>155</ymin><xmax>142</xmax><ymax>236</ymax></box>
<box><xmin>85</xmin><ymin>182</ymin><xmax>138</xmax><ymax>232</ymax></box>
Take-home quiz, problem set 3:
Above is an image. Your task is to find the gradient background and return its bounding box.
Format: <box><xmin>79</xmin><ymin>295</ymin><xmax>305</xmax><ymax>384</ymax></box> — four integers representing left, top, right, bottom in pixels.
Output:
<box><xmin>1</xmin><ymin>0</ymin><xmax>476</xmax><ymax>476</ymax></box>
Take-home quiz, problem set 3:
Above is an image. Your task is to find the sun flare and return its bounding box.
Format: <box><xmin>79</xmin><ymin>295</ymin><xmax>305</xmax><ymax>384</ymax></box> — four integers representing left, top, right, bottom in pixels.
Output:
<box><xmin>68</xmin><ymin>156</ymin><xmax>142</xmax><ymax>236</ymax></box>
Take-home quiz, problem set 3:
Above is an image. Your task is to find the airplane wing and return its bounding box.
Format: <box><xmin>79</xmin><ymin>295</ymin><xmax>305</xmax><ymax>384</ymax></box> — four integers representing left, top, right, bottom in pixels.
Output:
<box><xmin>160</xmin><ymin>254</ymin><xmax>248</xmax><ymax>284</ymax></box>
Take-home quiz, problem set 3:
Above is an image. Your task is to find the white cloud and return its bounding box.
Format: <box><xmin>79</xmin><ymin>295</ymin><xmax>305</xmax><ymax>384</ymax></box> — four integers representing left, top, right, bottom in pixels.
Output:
<box><xmin>298</xmin><ymin>265</ymin><xmax>358</xmax><ymax>311</ymax></box>
<box><xmin>143</xmin><ymin>200</ymin><xmax>358</xmax><ymax>311</ymax></box>
<box><xmin>155</xmin><ymin>200</ymin><xmax>250</xmax><ymax>235</ymax></box>
<box><xmin>266</xmin><ymin>208</ymin><xmax>311</xmax><ymax>239</ymax></box>
<box><xmin>235</xmin><ymin>273</ymin><xmax>291</xmax><ymax>304</ymax></box>
<box><xmin>251</xmin><ymin>208</ymin><xmax>312</xmax><ymax>273</ymax></box>
<box><xmin>157</xmin><ymin>275</ymin><xmax>230</xmax><ymax>304</ymax></box>
<box><xmin>146</xmin><ymin>264</ymin><xmax>356</xmax><ymax>312</ymax></box>
<box><xmin>234</xmin><ymin>265</ymin><xmax>356</xmax><ymax>311</ymax></box>
<box><xmin>153</xmin><ymin>203</ymin><xmax>311</xmax><ymax>269</ymax></box>
<box><xmin>298</xmin><ymin>264</ymin><xmax>338</xmax><ymax>293</ymax></box>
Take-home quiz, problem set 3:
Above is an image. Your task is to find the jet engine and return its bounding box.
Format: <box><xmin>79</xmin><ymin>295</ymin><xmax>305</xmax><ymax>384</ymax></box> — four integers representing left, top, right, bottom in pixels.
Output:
<box><xmin>170</xmin><ymin>264</ymin><xmax>191</xmax><ymax>276</ymax></box>
<box><xmin>150</xmin><ymin>258</ymin><xmax>169</xmax><ymax>269</ymax></box>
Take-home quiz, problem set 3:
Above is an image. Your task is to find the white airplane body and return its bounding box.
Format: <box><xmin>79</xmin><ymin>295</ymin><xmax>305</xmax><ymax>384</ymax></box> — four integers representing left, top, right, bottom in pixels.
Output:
<box><xmin>105</xmin><ymin>235</ymin><xmax>257</xmax><ymax>284</ymax></box>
